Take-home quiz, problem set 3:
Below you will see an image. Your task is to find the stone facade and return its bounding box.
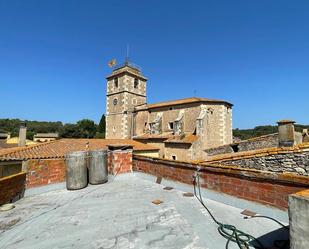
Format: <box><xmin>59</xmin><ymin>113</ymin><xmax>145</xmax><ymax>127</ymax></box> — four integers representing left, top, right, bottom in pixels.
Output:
<box><xmin>207</xmin><ymin>144</ymin><xmax>309</xmax><ymax>176</ymax></box>
<box><xmin>205</xmin><ymin>133</ymin><xmax>279</xmax><ymax>156</ymax></box>
<box><xmin>218</xmin><ymin>151</ymin><xmax>309</xmax><ymax>175</ymax></box>
<box><xmin>106</xmin><ymin>64</ymin><xmax>147</xmax><ymax>139</ymax></box>
<box><xmin>105</xmin><ymin>63</ymin><xmax>233</xmax><ymax>161</ymax></box>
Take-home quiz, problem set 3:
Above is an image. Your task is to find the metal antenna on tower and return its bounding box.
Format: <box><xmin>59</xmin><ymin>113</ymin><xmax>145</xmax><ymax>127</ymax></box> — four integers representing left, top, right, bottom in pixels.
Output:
<box><xmin>125</xmin><ymin>44</ymin><xmax>130</xmax><ymax>64</ymax></box>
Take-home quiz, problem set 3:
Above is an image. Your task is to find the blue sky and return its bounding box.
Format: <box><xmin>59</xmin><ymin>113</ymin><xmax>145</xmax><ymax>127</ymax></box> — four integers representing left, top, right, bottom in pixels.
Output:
<box><xmin>0</xmin><ymin>0</ymin><xmax>308</xmax><ymax>128</ymax></box>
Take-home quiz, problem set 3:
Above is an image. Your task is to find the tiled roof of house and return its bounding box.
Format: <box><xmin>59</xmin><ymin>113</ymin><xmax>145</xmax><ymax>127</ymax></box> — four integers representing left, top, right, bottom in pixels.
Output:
<box><xmin>164</xmin><ymin>134</ymin><xmax>199</xmax><ymax>144</ymax></box>
<box><xmin>0</xmin><ymin>140</ymin><xmax>18</xmax><ymax>149</ymax></box>
<box><xmin>0</xmin><ymin>138</ymin><xmax>159</xmax><ymax>161</ymax></box>
<box><xmin>134</xmin><ymin>133</ymin><xmax>198</xmax><ymax>144</ymax></box>
<box><xmin>205</xmin><ymin>142</ymin><xmax>309</xmax><ymax>163</ymax></box>
<box><xmin>134</xmin><ymin>133</ymin><xmax>174</xmax><ymax>140</ymax></box>
<box><xmin>142</xmin><ymin>97</ymin><xmax>232</xmax><ymax>110</ymax></box>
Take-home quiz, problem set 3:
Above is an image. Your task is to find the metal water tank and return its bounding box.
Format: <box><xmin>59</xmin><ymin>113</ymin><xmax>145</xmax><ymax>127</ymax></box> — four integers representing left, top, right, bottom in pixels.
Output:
<box><xmin>88</xmin><ymin>150</ymin><xmax>108</xmax><ymax>184</ymax></box>
<box><xmin>65</xmin><ymin>151</ymin><xmax>88</xmax><ymax>190</ymax></box>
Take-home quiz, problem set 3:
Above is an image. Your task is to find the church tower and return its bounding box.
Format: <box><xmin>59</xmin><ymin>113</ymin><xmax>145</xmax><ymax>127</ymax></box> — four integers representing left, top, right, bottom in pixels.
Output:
<box><xmin>105</xmin><ymin>62</ymin><xmax>147</xmax><ymax>139</ymax></box>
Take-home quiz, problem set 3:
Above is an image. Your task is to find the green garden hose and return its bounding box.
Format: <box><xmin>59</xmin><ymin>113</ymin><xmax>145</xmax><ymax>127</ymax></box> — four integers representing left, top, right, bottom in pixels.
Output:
<box><xmin>193</xmin><ymin>173</ymin><xmax>265</xmax><ymax>249</ymax></box>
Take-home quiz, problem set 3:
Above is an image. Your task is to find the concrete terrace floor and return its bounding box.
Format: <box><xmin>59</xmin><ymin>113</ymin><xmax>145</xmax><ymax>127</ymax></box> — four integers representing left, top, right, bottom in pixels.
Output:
<box><xmin>0</xmin><ymin>174</ymin><xmax>289</xmax><ymax>249</ymax></box>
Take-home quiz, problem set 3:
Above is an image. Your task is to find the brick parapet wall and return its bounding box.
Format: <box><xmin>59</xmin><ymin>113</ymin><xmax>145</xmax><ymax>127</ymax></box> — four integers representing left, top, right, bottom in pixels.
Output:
<box><xmin>26</xmin><ymin>159</ymin><xmax>66</xmax><ymax>188</ymax></box>
<box><xmin>108</xmin><ymin>150</ymin><xmax>133</xmax><ymax>175</ymax></box>
<box><xmin>133</xmin><ymin>155</ymin><xmax>309</xmax><ymax>210</ymax></box>
<box><xmin>0</xmin><ymin>172</ymin><xmax>26</xmax><ymax>205</ymax></box>
<box><xmin>25</xmin><ymin>149</ymin><xmax>133</xmax><ymax>188</ymax></box>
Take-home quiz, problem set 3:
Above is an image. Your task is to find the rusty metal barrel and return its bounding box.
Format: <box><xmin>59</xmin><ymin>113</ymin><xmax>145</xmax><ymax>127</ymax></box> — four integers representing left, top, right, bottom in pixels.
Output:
<box><xmin>88</xmin><ymin>150</ymin><xmax>108</xmax><ymax>184</ymax></box>
<box><xmin>65</xmin><ymin>151</ymin><xmax>88</xmax><ymax>190</ymax></box>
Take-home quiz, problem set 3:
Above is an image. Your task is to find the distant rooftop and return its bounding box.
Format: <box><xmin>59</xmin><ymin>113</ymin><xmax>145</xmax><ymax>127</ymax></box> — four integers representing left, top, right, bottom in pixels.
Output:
<box><xmin>0</xmin><ymin>174</ymin><xmax>288</xmax><ymax>249</ymax></box>
<box><xmin>33</xmin><ymin>133</ymin><xmax>59</xmax><ymax>138</ymax></box>
<box><xmin>0</xmin><ymin>138</ymin><xmax>159</xmax><ymax>161</ymax></box>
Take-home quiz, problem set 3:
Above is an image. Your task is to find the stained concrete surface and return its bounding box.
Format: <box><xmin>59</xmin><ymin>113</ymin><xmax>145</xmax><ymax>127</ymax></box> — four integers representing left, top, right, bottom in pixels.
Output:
<box><xmin>0</xmin><ymin>174</ymin><xmax>288</xmax><ymax>249</ymax></box>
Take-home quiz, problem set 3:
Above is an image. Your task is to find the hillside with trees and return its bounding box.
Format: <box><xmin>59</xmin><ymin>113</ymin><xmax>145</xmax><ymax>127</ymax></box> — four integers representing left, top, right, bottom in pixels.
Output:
<box><xmin>0</xmin><ymin>115</ymin><xmax>106</xmax><ymax>139</ymax></box>
<box><xmin>1</xmin><ymin>116</ymin><xmax>308</xmax><ymax>141</ymax></box>
<box><xmin>233</xmin><ymin>124</ymin><xmax>309</xmax><ymax>140</ymax></box>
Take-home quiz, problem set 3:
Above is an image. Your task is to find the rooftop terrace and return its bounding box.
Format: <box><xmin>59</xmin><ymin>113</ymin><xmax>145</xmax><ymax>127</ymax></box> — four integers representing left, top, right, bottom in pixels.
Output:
<box><xmin>0</xmin><ymin>173</ymin><xmax>289</xmax><ymax>249</ymax></box>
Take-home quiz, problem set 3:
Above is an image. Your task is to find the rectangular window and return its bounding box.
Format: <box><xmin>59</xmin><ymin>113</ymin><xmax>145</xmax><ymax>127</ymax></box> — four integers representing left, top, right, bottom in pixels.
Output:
<box><xmin>168</xmin><ymin>122</ymin><xmax>174</xmax><ymax>130</ymax></box>
<box><xmin>172</xmin><ymin>155</ymin><xmax>177</xmax><ymax>160</ymax></box>
<box><xmin>134</xmin><ymin>78</ymin><xmax>139</xmax><ymax>88</ymax></box>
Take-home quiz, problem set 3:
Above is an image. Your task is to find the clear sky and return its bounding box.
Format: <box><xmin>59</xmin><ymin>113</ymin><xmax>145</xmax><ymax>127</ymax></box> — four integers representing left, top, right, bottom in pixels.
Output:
<box><xmin>0</xmin><ymin>0</ymin><xmax>308</xmax><ymax>129</ymax></box>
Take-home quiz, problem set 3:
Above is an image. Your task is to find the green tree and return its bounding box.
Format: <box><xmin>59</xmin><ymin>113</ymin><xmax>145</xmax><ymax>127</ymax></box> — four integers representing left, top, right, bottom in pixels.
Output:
<box><xmin>61</xmin><ymin>123</ymin><xmax>82</xmax><ymax>138</ymax></box>
<box><xmin>96</xmin><ymin>114</ymin><xmax>106</xmax><ymax>138</ymax></box>
<box><xmin>77</xmin><ymin>119</ymin><xmax>97</xmax><ymax>138</ymax></box>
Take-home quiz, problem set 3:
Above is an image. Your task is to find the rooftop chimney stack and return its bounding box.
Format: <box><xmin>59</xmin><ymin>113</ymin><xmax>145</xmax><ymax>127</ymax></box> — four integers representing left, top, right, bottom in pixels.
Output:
<box><xmin>277</xmin><ymin>120</ymin><xmax>295</xmax><ymax>147</ymax></box>
<box><xmin>18</xmin><ymin>123</ymin><xmax>27</xmax><ymax>147</ymax></box>
<box><xmin>303</xmin><ymin>129</ymin><xmax>309</xmax><ymax>143</ymax></box>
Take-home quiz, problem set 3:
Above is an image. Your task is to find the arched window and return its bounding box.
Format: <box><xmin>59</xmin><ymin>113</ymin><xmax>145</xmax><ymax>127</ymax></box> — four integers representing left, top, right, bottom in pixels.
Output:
<box><xmin>134</xmin><ymin>78</ymin><xmax>139</xmax><ymax>89</ymax></box>
<box><xmin>114</xmin><ymin>77</ymin><xmax>118</xmax><ymax>88</ymax></box>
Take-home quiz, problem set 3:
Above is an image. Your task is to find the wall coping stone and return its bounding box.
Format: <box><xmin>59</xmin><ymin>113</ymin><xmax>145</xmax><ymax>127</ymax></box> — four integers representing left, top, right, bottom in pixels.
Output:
<box><xmin>205</xmin><ymin>142</ymin><xmax>309</xmax><ymax>163</ymax></box>
<box><xmin>133</xmin><ymin>155</ymin><xmax>309</xmax><ymax>186</ymax></box>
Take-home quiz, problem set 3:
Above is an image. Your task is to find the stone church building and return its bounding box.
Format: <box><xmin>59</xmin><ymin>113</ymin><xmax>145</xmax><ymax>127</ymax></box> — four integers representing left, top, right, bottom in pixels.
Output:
<box><xmin>106</xmin><ymin>62</ymin><xmax>233</xmax><ymax>161</ymax></box>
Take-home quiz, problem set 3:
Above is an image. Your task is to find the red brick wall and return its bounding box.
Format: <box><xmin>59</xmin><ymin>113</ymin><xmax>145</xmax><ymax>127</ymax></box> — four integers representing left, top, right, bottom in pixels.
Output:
<box><xmin>108</xmin><ymin>150</ymin><xmax>133</xmax><ymax>175</ymax></box>
<box><xmin>26</xmin><ymin>150</ymin><xmax>132</xmax><ymax>188</ymax></box>
<box><xmin>133</xmin><ymin>156</ymin><xmax>308</xmax><ymax>210</ymax></box>
<box><xmin>0</xmin><ymin>172</ymin><xmax>26</xmax><ymax>205</ymax></box>
<box><xmin>27</xmin><ymin>159</ymin><xmax>66</xmax><ymax>188</ymax></box>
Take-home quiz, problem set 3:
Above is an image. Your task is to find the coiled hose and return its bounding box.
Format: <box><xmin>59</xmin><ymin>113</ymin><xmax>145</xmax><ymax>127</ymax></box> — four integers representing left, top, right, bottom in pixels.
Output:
<box><xmin>193</xmin><ymin>173</ymin><xmax>265</xmax><ymax>249</ymax></box>
<box><xmin>193</xmin><ymin>173</ymin><xmax>290</xmax><ymax>249</ymax></box>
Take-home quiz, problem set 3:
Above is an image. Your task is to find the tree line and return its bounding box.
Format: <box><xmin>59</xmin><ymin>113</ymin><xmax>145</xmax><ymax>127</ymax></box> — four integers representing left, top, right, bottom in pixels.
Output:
<box><xmin>233</xmin><ymin>124</ymin><xmax>309</xmax><ymax>140</ymax></box>
<box><xmin>1</xmin><ymin>116</ymin><xmax>308</xmax><ymax>141</ymax></box>
<box><xmin>0</xmin><ymin>115</ymin><xmax>106</xmax><ymax>139</ymax></box>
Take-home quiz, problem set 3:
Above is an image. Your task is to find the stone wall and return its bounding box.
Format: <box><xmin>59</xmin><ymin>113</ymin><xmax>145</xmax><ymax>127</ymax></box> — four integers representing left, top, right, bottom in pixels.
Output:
<box><xmin>0</xmin><ymin>172</ymin><xmax>26</xmax><ymax>205</ymax></box>
<box><xmin>212</xmin><ymin>149</ymin><xmax>309</xmax><ymax>176</ymax></box>
<box><xmin>106</xmin><ymin>66</ymin><xmax>147</xmax><ymax>139</ymax></box>
<box><xmin>133</xmin><ymin>155</ymin><xmax>309</xmax><ymax>210</ymax></box>
<box><xmin>205</xmin><ymin>133</ymin><xmax>279</xmax><ymax>156</ymax></box>
<box><xmin>164</xmin><ymin>143</ymin><xmax>192</xmax><ymax>161</ymax></box>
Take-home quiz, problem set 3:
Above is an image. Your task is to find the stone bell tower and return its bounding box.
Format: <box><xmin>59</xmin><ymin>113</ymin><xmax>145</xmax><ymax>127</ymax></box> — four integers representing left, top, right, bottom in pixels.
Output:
<box><xmin>105</xmin><ymin>62</ymin><xmax>147</xmax><ymax>139</ymax></box>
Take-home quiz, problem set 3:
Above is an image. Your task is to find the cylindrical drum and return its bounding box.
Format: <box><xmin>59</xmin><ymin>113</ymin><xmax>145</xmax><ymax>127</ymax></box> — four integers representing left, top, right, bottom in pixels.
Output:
<box><xmin>65</xmin><ymin>151</ymin><xmax>88</xmax><ymax>190</ymax></box>
<box><xmin>88</xmin><ymin>150</ymin><xmax>108</xmax><ymax>184</ymax></box>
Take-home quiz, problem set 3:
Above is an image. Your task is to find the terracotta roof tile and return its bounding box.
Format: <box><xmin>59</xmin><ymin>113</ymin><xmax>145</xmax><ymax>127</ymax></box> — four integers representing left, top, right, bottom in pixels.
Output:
<box><xmin>137</xmin><ymin>97</ymin><xmax>232</xmax><ymax>110</ymax></box>
<box><xmin>134</xmin><ymin>133</ymin><xmax>174</xmax><ymax>140</ymax></box>
<box><xmin>164</xmin><ymin>134</ymin><xmax>199</xmax><ymax>144</ymax></box>
<box><xmin>0</xmin><ymin>138</ymin><xmax>159</xmax><ymax>161</ymax></box>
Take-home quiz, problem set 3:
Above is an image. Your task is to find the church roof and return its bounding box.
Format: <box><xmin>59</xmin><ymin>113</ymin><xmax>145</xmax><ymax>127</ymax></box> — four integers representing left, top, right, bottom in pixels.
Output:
<box><xmin>142</xmin><ymin>97</ymin><xmax>233</xmax><ymax>110</ymax></box>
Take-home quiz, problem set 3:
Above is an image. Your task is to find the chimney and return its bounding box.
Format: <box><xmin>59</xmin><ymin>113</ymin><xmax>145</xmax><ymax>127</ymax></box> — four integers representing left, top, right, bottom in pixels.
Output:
<box><xmin>18</xmin><ymin>123</ymin><xmax>27</xmax><ymax>147</ymax></box>
<box><xmin>277</xmin><ymin>120</ymin><xmax>295</xmax><ymax>147</ymax></box>
<box><xmin>303</xmin><ymin>129</ymin><xmax>309</xmax><ymax>143</ymax></box>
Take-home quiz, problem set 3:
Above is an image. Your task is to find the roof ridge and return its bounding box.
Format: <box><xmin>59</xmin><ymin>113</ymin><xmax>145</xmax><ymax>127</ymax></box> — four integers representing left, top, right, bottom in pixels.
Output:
<box><xmin>0</xmin><ymin>139</ymin><xmax>60</xmax><ymax>157</ymax></box>
<box><xmin>145</xmin><ymin>96</ymin><xmax>232</xmax><ymax>109</ymax></box>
